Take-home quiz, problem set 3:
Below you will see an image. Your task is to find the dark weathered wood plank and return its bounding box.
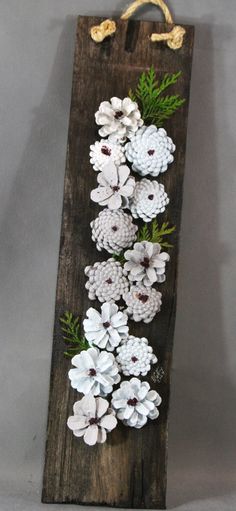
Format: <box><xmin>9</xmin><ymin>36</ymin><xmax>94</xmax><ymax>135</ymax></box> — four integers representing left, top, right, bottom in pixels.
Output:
<box><xmin>42</xmin><ymin>16</ymin><xmax>194</xmax><ymax>509</ymax></box>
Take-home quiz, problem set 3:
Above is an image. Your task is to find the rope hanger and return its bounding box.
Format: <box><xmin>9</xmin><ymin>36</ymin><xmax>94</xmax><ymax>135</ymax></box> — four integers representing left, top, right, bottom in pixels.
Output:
<box><xmin>90</xmin><ymin>0</ymin><xmax>186</xmax><ymax>50</ymax></box>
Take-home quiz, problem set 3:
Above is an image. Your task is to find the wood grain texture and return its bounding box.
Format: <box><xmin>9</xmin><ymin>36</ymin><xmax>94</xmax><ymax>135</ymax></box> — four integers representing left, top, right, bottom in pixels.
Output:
<box><xmin>42</xmin><ymin>16</ymin><xmax>194</xmax><ymax>509</ymax></box>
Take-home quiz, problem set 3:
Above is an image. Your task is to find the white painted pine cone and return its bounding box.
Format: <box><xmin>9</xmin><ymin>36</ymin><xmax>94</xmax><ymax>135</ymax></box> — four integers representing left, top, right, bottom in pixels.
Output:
<box><xmin>91</xmin><ymin>163</ymin><xmax>135</xmax><ymax>210</ymax></box>
<box><xmin>68</xmin><ymin>347</ymin><xmax>120</xmax><ymax>396</ymax></box>
<box><xmin>125</xmin><ymin>125</ymin><xmax>175</xmax><ymax>177</ymax></box>
<box><xmin>124</xmin><ymin>241</ymin><xmax>170</xmax><ymax>286</ymax></box>
<box><xmin>90</xmin><ymin>139</ymin><xmax>125</xmax><ymax>171</ymax></box>
<box><xmin>112</xmin><ymin>378</ymin><xmax>162</xmax><ymax>428</ymax></box>
<box><xmin>85</xmin><ymin>258</ymin><xmax>129</xmax><ymax>303</ymax></box>
<box><xmin>116</xmin><ymin>336</ymin><xmax>157</xmax><ymax>376</ymax></box>
<box><xmin>91</xmin><ymin>209</ymin><xmax>138</xmax><ymax>254</ymax></box>
<box><xmin>130</xmin><ymin>178</ymin><xmax>169</xmax><ymax>222</ymax></box>
<box><xmin>67</xmin><ymin>393</ymin><xmax>117</xmax><ymax>445</ymax></box>
<box><xmin>123</xmin><ymin>284</ymin><xmax>162</xmax><ymax>323</ymax></box>
<box><xmin>95</xmin><ymin>97</ymin><xmax>143</xmax><ymax>140</ymax></box>
<box><xmin>83</xmin><ymin>302</ymin><xmax>129</xmax><ymax>352</ymax></box>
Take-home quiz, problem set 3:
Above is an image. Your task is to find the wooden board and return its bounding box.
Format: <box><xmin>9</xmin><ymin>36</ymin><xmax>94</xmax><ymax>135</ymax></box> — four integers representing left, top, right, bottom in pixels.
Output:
<box><xmin>42</xmin><ymin>16</ymin><xmax>194</xmax><ymax>509</ymax></box>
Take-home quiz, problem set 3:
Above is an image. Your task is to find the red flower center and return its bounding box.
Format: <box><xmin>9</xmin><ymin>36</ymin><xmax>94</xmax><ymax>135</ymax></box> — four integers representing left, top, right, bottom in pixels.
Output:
<box><xmin>103</xmin><ymin>321</ymin><xmax>110</xmax><ymax>328</ymax></box>
<box><xmin>89</xmin><ymin>417</ymin><xmax>99</xmax><ymax>425</ymax></box>
<box><xmin>137</xmin><ymin>293</ymin><xmax>149</xmax><ymax>304</ymax></box>
<box><xmin>127</xmin><ymin>398</ymin><xmax>138</xmax><ymax>406</ymax></box>
<box><xmin>112</xmin><ymin>225</ymin><xmax>118</xmax><ymax>231</ymax></box>
<box><xmin>115</xmin><ymin>110</ymin><xmax>123</xmax><ymax>119</ymax></box>
<box><xmin>148</xmin><ymin>149</ymin><xmax>155</xmax><ymax>156</ymax></box>
<box><xmin>131</xmin><ymin>356</ymin><xmax>138</xmax><ymax>363</ymax></box>
<box><xmin>140</xmin><ymin>257</ymin><xmax>150</xmax><ymax>269</ymax></box>
<box><xmin>101</xmin><ymin>145</ymin><xmax>111</xmax><ymax>156</ymax></box>
<box><xmin>148</xmin><ymin>194</ymin><xmax>154</xmax><ymax>200</ymax></box>
<box><xmin>112</xmin><ymin>185</ymin><xmax>120</xmax><ymax>192</ymax></box>
<box><xmin>88</xmin><ymin>368</ymin><xmax>97</xmax><ymax>377</ymax></box>
<box><xmin>106</xmin><ymin>278</ymin><xmax>113</xmax><ymax>284</ymax></box>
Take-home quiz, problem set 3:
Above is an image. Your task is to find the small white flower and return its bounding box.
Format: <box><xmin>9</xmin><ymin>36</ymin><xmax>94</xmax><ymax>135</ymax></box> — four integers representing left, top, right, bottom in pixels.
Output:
<box><xmin>85</xmin><ymin>258</ymin><xmax>129</xmax><ymax>303</ymax></box>
<box><xmin>95</xmin><ymin>97</ymin><xmax>143</xmax><ymax>140</ymax></box>
<box><xmin>123</xmin><ymin>284</ymin><xmax>162</xmax><ymax>323</ymax></box>
<box><xmin>112</xmin><ymin>378</ymin><xmax>162</xmax><ymax>428</ymax></box>
<box><xmin>68</xmin><ymin>347</ymin><xmax>120</xmax><ymax>396</ymax></box>
<box><xmin>124</xmin><ymin>241</ymin><xmax>170</xmax><ymax>286</ymax></box>
<box><xmin>130</xmin><ymin>178</ymin><xmax>169</xmax><ymax>222</ymax></box>
<box><xmin>91</xmin><ymin>162</ymin><xmax>135</xmax><ymax>210</ymax></box>
<box><xmin>91</xmin><ymin>209</ymin><xmax>138</xmax><ymax>254</ymax></box>
<box><xmin>67</xmin><ymin>393</ymin><xmax>117</xmax><ymax>446</ymax></box>
<box><xmin>90</xmin><ymin>139</ymin><xmax>125</xmax><ymax>171</ymax></box>
<box><xmin>116</xmin><ymin>336</ymin><xmax>157</xmax><ymax>376</ymax></box>
<box><xmin>83</xmin><ymin>302</ymin><xmax>129</xmax><ymax>352</ymax></box>
<box><xmin>125</xmin><ymin>125</ymin><xmax>175</xmax><ymax>177</ymax></box>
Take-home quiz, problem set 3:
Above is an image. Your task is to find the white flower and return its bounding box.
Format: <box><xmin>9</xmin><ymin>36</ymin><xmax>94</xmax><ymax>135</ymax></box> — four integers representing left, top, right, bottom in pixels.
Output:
<box><xmin>123</xmin><ymin>284</ymin><xmax>162</xmax><ymax>323</ymax></box>
<box><xmin>85</xmin><ymin>258</ymin><xmax>129</xmax><ymax>303</ymax></box>
<box><xmin>89</xmin><ymin>139</ymin><xmax>125</xmax><ymax>171</ymax></box>
<box><xmin>130</xmin><ymin>178</ymin><xmax>169</xmax><ymax>222</ymax></box>
<box><xmin>67</xmin><ymin>393</ymin><xmax>117</xmax><ymax>445</ymax></box>
<box><xmin>91</xmin><ymin>209</ymin><xmax>138</xmax><ymax>254</ymax></box>
<box><xmin>124</xmin><ymin>241</ymin><xmax>170</xmax><ymax>286</ymax></box>
<box><xmin>125</xmin><ymin>125</ymin><xmax>175</xmax><ymax>177</ymax></box>
<box><xmin>91</xmin><ymin>162</ymin><xmax>135</xmax><ymax>210</ymax></box>
<box><xmin>68</xmin><ymin>347</ymin><xmax>120</xmax><ymax>396</ymax></box>
<box><xmin>112</xmin><ymin>378</ymin><xmax>162</xmax><ymax>428</ymax></box>
<box><xmin>116</xmin><ymin>336</ymin><xmax>157</xmax><ymax>376</ymax></box>
<box><xmin>83</xmin><ymin>302</ymin><xmax>129</xmax><ymax>352</ymax></box>
<box><xmin>95</xmin><ymin>97</ymin><xmax>143</xmax><ymax>140</ymax></box>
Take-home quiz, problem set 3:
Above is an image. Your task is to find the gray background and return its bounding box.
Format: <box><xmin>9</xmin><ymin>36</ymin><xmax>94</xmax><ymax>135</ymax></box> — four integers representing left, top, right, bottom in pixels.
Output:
<box><xmin>0</xmin><ymin>1</ymin><xmax>236</xmax><ymax>510</ymax></box>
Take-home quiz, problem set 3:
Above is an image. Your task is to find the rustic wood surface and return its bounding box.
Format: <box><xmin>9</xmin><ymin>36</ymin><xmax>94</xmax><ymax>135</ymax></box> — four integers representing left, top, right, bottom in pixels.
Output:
<box><xmin>42</xmin><ymin>16</ymin><xmax>194</xmax><ymax>509</ymax></box>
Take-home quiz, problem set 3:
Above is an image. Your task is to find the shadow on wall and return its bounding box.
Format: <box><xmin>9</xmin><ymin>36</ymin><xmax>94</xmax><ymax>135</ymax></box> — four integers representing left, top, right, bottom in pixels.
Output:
<box><xmin>0</xmin><ymin>16</ymin><xmax>77</xmax><ymax>486</ymax></box>
<box><xmin>167</xmin><ymin>20</ymin><xmax>236</xmax><ymax>508</ymax></box>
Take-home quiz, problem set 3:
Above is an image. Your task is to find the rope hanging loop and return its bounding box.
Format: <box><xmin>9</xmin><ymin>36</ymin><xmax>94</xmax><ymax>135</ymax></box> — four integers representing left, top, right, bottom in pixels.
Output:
<box><xmin>90</xmin><ymin>0</ymin><xmax>186</xmax><ymax>50</ymax></box>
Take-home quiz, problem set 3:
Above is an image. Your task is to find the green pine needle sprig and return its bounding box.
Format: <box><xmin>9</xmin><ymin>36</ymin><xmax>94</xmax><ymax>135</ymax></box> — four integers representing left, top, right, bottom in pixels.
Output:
<box><xmin>129</xmin><ymin>66</ymin><xmax>185</xmax><ymax>126</ymax></box>
<box><xmin>60</xmin><ymin>311</ymin><xmax>89</xmax><ymax>358</ymax></box>
<box><xmin>137</xmin><ymin>220</ymin><xmax>176</xmax><ymax>249</ymax></box>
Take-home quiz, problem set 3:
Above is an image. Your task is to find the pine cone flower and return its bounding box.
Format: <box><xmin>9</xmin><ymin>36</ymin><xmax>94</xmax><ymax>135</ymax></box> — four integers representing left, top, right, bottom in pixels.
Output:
<box><xmin>130</xmin><ymin>178</ymin><xmax>169</xmax><ymax>222</ymax></box>
<box><xmin>95</xmin><ymin>97</ymin><xmax>143</xmax><ymax>140</ymax></box>
<box><xmin>125</xmin><ymin>125</ymin><xmax>175</xmax><ymax>177</ymax></box>
<box><xmin>67</xmin><ymin>393</ymin><xmax>117</xmax><ymax>445</ymax></box>
<box><xmin>83</xmin><ymin>302</ymin><xmax>129</xmax><ymax>352</ymax></box>
<box><xmin>91</xmin><ymin>209</ymin><xmax>138</xmax><ymax>254</ymax></box>
<box><xmin>116</xmin><ymin>336</ymin><xmax>157</xmax><ymax>376</ymax></box>
<box><xmin>123</xmin><ymin>284</ymin><xmax>162</xmax><ymax>323</ymax></box>
<box><xmin>91</xmin><ymin>163</ymin><xmax>135</xmax><ymax>210</ymax></box>
<box><xmin>112</xmin><ymin>378</ymin><xmax>162</xmax><ymax>428</ymax></box>
<box><xmin>90</xmin><ymin>139</ymin><xmax>125</xmax><ymax>172</ymax></box>
<box><xmin>124</xmin><ymin>241</ymin><xmax>170</xmax><ymax>286</ymax></box>
<box><xmin>85</xmin><ymin>258</ymin><xmax>129</xmax><ymax>303</ymax></box>
<box><xmin>68</xmin><ymin>347</ymin><xmax>120</xmax><ymax>396</ymax></box>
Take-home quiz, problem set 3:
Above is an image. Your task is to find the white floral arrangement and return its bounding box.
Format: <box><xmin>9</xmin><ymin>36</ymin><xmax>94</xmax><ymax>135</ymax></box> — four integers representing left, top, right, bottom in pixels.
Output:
<box><xmin>64</xmin><ymin>67</ymin><xmax>184</xmax><ymax>444</ymax></box>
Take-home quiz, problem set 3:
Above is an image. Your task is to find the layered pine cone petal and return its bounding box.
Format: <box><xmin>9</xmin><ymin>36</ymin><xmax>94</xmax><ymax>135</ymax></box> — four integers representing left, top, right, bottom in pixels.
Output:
<box><xmin>123</xmin><ymin>284</ymin><xmax>162</xmax><ymax>323</ymax></box>
<box><xmin>85</xmin><ymin>258</ymin><xmax>129</xmax><ymax>303</ymax></box>
<box><xmin>130</xmin><ymin>178</ymin><xmax>169</xmax><ymax>222</ymax></box>
<box><xmin>91</xmin><ymin>209</ymin><xmax>138</xmax><ymax>254</ymax></box>
<box><xmin>125</xmin><ymin>125</ymin><xmax>175</xmax><ymax>177</ymax></box>
<box><xmin>90</xmin><ymin>139</ymin><xmax>125</xmax><ymax>171</ymax></box>
<box><xmin>116</xmin><ymin>336</ymin><xmax>157</xmax><ymax>376</ymax></box>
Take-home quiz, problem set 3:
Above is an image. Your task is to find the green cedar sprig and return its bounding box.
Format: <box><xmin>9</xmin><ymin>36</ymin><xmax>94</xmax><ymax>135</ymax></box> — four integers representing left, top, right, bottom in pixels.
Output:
<box><xmin>137</xmin><ymin>219</ymin><xmax>176</xmax><ymax>249</ymax></box>
<box><xmin>129</xmin><ymin>66</ymin><xmax>185</xmax><ymax>126</ymax></box>
<box><xmin>60</xmin><ymin>311</ymin><xmax>89</xmax><ymax>358</ymax></box>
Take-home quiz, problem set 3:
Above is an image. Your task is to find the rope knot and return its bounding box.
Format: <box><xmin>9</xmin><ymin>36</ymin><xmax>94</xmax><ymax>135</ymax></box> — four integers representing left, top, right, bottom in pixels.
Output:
<box><xmin>151</xmin><ymin>25</ymin><xmax>186</xmax><ymax>50</ymax></box>
<box><xmin>90</xmin><ymin>19</ymin><xmax>116</xmax><ymax>43</ymax></box>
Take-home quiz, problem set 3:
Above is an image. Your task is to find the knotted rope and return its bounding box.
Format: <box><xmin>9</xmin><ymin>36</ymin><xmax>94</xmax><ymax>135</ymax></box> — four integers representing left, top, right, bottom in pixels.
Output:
<box><xmin>90</xmin><ymin>0</ymin><xmax>185</xmax><ymax>50</ymax></box>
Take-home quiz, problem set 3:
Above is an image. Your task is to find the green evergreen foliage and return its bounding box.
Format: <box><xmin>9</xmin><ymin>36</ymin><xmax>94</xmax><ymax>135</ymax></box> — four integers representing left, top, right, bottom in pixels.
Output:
<box><xmin>129</xmin><ymin>66</ymin><xmax>185</xmax><ymax>126</ymax></box>
<box><xmin>60</xmin><ymin>311</ymin><xmax>89</xmax><ymax>358</ymax></box>
<box><xmin>137</xmin><ymin>219</ymin><xmax>176</xmax><ymax>248</ymax></box>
